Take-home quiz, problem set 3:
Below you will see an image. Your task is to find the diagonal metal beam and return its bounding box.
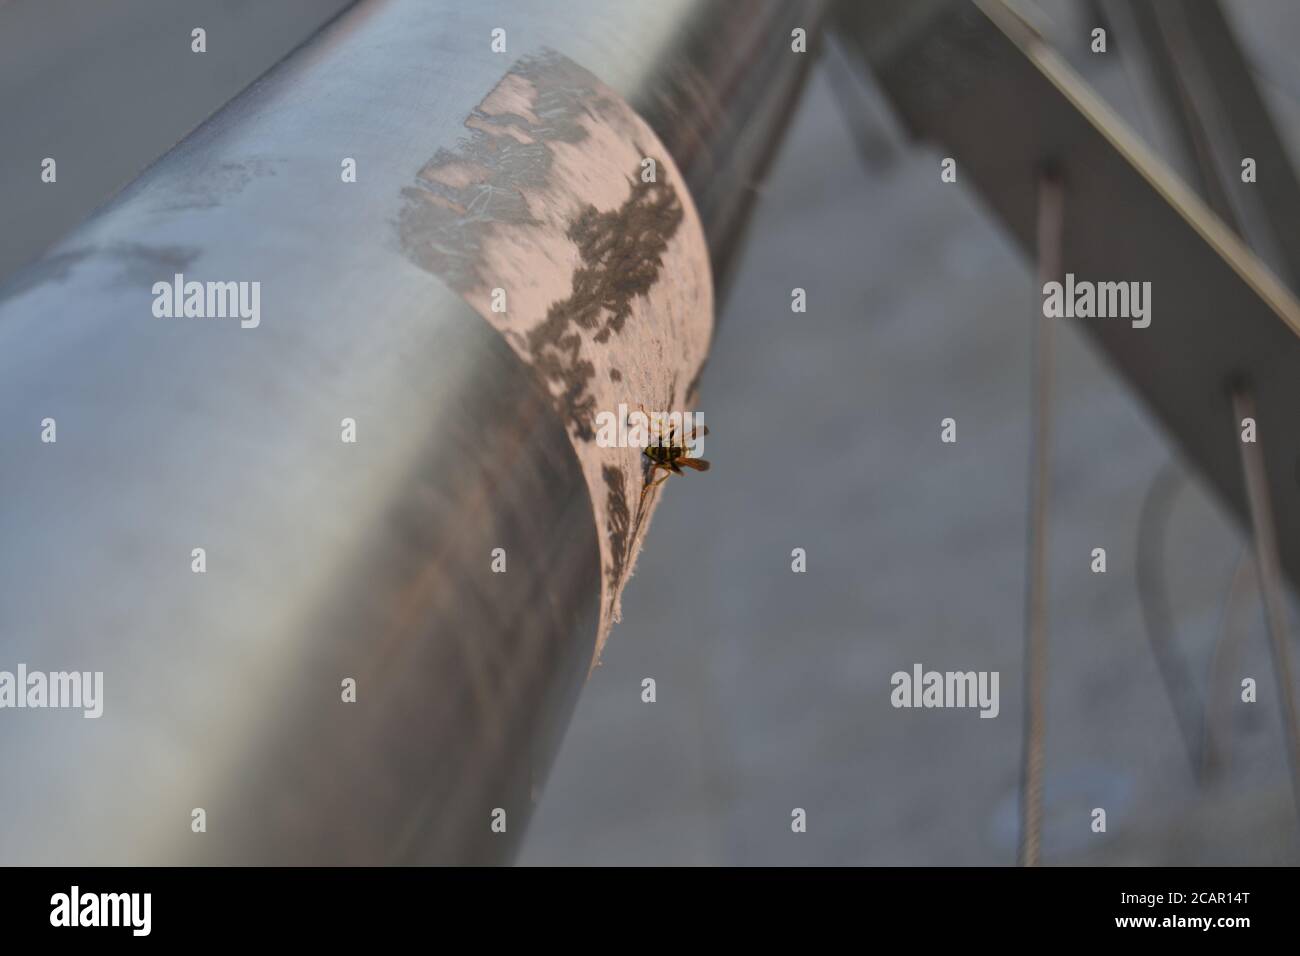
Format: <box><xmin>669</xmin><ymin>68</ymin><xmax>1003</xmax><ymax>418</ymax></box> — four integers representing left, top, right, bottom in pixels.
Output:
<box><xmin>1101</xmin><ymin>0</ymin><xmax>1300</xmax><ymax>293</ymax></box>
<box><xmin>834</xmin><ymin>0</ymin><xmax>1300</xmax><ymax>591</ymax></box>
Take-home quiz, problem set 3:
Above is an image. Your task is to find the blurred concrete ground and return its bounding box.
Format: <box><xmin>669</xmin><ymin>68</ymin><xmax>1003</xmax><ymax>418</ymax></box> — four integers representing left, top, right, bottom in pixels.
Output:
<box><xmin>518</xmin><ymin>0</ymin><xmax>1300</xmax><ymax>865</ymax></box>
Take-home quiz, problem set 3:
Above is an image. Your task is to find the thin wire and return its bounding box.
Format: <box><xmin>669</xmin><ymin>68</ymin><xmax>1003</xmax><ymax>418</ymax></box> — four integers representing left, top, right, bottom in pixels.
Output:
<box><xmin>1019</xmin><ymin>169</ymin><xmax>1063</xmax><ymax>867</ymax></box>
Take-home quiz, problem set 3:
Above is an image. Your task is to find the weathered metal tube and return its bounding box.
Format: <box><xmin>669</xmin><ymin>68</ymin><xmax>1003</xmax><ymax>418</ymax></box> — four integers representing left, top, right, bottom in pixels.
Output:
<box><xmin>0</xmin><ymin>0</ymin><xmax>822</xmax><ymax>863</ymax></box>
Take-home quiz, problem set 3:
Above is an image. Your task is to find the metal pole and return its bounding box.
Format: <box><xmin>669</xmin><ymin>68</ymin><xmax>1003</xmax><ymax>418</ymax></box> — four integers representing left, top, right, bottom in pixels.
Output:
<box><xmin>0</xmin><ymin>0</ymin><xmax>823</xmax><ymax>864</ymax></box>
<box><xmin>1019</xmin><ymin>169</ymin><xmax>1063</xmax><ymax>867</ymax></box>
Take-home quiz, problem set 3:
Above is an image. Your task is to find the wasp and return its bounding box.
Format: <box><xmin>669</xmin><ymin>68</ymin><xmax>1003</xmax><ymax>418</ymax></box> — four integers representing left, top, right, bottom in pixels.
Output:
<box><xmin>639</xmin><ymin>408</ymin><xmax>710</xmax><ymax>496</ymax></box>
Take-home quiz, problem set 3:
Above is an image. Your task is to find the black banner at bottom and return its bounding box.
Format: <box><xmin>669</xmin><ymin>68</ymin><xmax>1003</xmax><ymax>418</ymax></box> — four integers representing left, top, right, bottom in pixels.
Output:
<box><xmin>0</xmin><ymin>866</ymin><xmax>1282</xmax><ymax>941</ymax></box>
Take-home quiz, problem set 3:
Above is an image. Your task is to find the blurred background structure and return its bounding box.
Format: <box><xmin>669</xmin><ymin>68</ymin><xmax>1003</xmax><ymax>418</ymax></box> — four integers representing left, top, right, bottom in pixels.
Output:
<box><xmin>520</xmin><ymin>0</ymin><xmax>1300</xmax><ymax>865</ymax></box>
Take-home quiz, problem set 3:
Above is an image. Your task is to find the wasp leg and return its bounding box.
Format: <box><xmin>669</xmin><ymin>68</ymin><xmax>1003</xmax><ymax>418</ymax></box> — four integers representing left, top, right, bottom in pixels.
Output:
<box><xmin>648</xmin><ymin>469</ymin><xmax>672</xmax><ymax>489</ymax></box>
<box><xmin>639</xmin><ymin>463</ymin><xmax>671</xmax><ymax>503</ymax></box>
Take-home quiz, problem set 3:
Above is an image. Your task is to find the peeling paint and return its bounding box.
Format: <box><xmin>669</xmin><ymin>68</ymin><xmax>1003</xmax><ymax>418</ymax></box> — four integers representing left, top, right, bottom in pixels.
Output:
<box><xmin>398</xmin><ymin>50</ymin><xmax>714</xmax><ymax>661</ymax></box>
